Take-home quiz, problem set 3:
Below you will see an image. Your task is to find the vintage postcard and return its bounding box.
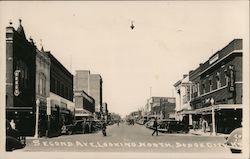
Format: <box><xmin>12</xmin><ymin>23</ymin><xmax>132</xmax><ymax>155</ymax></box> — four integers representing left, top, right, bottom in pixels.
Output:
<box><xmin>0</xmin><ymin>1</ymin><xmax>249</xmax><ymax>159</ymax></box>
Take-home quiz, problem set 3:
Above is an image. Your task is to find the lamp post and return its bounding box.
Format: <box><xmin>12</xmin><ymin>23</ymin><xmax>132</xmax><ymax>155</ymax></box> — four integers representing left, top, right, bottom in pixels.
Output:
<box><xmin>34</xmin><ymin>99</ymin><xmax>40</xmax><ymax>138</ymax></box>
<box><xmin>210</xmin><ymin>98</ymin><xmax>216</xmax><ymax>136</ymax></box>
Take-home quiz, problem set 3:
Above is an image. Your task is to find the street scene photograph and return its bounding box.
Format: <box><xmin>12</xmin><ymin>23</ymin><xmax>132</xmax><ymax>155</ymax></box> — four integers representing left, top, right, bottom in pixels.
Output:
<box><xmin>0</xmin><ymin>1</ymin><xmax>249</xmax><ymax>159</ymax></box>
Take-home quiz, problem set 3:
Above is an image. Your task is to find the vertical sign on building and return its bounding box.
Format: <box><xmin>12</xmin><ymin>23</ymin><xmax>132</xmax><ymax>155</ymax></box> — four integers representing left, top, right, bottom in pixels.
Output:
<box><xmin>228</xmin><ymin>65</ymin><xmax>235</xmax><ymax>92</ymax></box>
<box><xmin>14</xmin><ymin>70</ymin><xmax>21</xmax><ymax>96</ymax></box>
<box><xmin>47</xmin><ymin>97</ymin><xmax>51</xmax><ymax>115</ymax></box>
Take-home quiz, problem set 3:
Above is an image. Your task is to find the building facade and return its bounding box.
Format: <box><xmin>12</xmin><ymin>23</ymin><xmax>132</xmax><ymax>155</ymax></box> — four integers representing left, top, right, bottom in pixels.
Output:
<box><xmin>48</xmin><ymin>52</ymin><xmax>74</xmax><ymax>134</ymax></box>
<box><xmin>189</xmin><ymin>39</ymin><xmax>243</xmax><ymax>134</ymax></box>
<box><xmin>173</xmin><ymin>74</ymin><xmax>192</xmax><ymax>125</ymax></box>
<box><xmin>90</xmin><ymin>74</ymin><xmax>103</xmax><ymax>112</ymax></box>
<box><xmin>74</xmin><ymin>90</ymin><xmax>95</xmax><ymax>120</ymax></box>
<box><xmin>148</xmin><ymin>97</ymin><xmax>176</xmax><ymax>119</ymax></box>
<box><xmin>74</xmin><ymin>70</ymin><xmax>103</xmax><ymax>114</ymax></box>
<box><xmin>6</xmin><ymin>20</ymin><xmax>37</xmax><ymax>136</ymax></box>
<box><xmin>35</xmin><ymin>47</ymin><xmax>51</xmax><ymax>136</ymax></box>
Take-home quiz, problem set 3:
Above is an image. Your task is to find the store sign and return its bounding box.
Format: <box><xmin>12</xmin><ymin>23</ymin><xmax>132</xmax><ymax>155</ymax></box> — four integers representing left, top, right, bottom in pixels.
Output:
<box><xmin>14</xmin><ymin>70</ymin><xmax>21</xmax><ymax>96</ymax></box>
<box><xmin>209</xmin><ymin>54</ymin><xmax>219</xmax><ymax>65</ymax></box>
<box><xmin>228</xmin><ymin>66</ymin><xmax>235</xmax><ymax>92</ymax></box>
<box><xmin>47</xmin><ymin>98</ymin><xmax>51</xmax><ymax>115</ymax></box>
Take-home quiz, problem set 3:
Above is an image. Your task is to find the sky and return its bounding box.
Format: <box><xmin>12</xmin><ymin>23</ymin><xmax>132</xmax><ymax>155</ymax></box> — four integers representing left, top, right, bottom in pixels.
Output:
<box><xmin>0</xmin><ymin>1</ymin><xmax>248</xmax><ymax>117</ymax></box>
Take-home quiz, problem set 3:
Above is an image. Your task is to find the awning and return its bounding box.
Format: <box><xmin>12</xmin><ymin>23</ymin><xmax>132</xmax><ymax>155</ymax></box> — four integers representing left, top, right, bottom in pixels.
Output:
<box><xmin>195</xmin><ymin>104</ymin><xmax>242</xmax><ymax>114</ymax></box>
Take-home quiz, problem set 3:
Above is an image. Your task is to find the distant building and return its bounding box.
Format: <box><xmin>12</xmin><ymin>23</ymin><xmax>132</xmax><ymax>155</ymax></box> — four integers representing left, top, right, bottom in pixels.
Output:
<box><xmin>74</xmin><ymin>90</ymin><xmax>95</xmax><ymax>120</ymax></box>
<box><xmin>90</xmin><ymin>74</ymin><xmax>103</xmax><ymax>112</ymax></box>
<box><xmin>148</xmin><ymin>97</ymin><xmax>176</xmax><ymax>119</ymax></box>
<box><xmin>74</xmin><ymin>70</ymin><xmax>103</xmax><ymax>113</ymax></box>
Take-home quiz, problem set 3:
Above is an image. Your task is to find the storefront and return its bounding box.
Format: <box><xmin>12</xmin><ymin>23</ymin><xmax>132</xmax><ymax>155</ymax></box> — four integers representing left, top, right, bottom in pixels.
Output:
<box><xmin>191</xmin><ymin>104</ymin><xmax>242</xmax><ymax>134</ymax></box>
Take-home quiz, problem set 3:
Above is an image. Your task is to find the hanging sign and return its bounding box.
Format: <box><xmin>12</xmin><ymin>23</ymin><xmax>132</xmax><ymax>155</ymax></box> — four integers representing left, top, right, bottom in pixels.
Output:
<box><xmin>47</xmin><ymin>97</ymin><xmax>51</xmax><ymax>115</ymax></box>
<box><xmin>14</xmin><ymin>70</ymin><xmax>21</xmax><ymax>96</ymax></box>
<box><xmin>228</xmin><ymin>66</ymin><xmax>235</xmax><ymax>92</ymax></box>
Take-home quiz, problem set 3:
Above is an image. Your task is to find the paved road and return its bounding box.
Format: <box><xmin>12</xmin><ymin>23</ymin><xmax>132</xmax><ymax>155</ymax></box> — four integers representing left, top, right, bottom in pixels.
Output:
<box><xmin>17</xmin><ymin>123</ymin><xmax>231</xmax><ymax>153</ymax></box>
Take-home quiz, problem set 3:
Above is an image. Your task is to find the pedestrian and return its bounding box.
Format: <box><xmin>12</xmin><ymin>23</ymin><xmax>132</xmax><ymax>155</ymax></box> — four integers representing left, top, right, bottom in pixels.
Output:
<box><xmin>202</xmin><ymin>119</ymin><xmax>208</xmax><ymax>133</ymax></box>
<box><xmin>102</xmin><ymin>121</ymin><xmax>107</xmax><ymax>136</ymax></box>
<box><xmin>10</xmin><ymin>119</ymin><xmax>16</xmax><ymax>130</ymax></box>
<box><xmin>152</xmin><ymin>118</ymin><xmax>158</xmax><ymax>136</ymax></box>
<box><xmin>117</xmin><ymin>120</ymin><xmax>120</xmax><ymax>127</ymax></box>
<box><xmin>193</xmin><ymin>121</ymin><xmax>197</xmax><ymax>131</ymax></box>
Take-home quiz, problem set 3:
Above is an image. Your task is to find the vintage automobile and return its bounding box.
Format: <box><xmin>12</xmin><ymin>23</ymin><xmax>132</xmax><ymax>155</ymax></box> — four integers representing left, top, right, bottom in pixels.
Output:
<box><xmin>137</xmin><ymin>119</ymin><xmax>147</xmax><ymax>125</ymax></box>
<box><xmin>158</xmin><ymin>119</ymin><xmax>189</xmax><ymax>133</ymax></box>
<box><xmin>61</xmin><ymin>120</ymin><xmax>92</xmax><ymax>135</ymax></box>
<box><xmin>224</xmin><ymin>127</ymin><xmax>242</xmax><ymax>153</ymax></box>
<box><xmin>6</xmin><ymin>120</ymin><xmax>26</xmax><ymax>151</ymax></box>
<box><xmin>145</xmin><ymin>119</ymin><xmax>155</xmax><ymax>129</ymax></box>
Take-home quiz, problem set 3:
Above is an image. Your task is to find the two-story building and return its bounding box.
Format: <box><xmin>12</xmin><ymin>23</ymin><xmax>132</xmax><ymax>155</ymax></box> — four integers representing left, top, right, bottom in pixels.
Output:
<box><xmin>189</xmin><ymin>39</ymin><xmax>243</xmax><ymax>134</ymax></box>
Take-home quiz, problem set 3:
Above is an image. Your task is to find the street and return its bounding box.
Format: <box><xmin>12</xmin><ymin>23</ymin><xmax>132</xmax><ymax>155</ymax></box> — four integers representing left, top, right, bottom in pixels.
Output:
<box><xmin>17</xmin><ymin>123</ymin><xmax>231</xmax><ymax>153</ymax></box>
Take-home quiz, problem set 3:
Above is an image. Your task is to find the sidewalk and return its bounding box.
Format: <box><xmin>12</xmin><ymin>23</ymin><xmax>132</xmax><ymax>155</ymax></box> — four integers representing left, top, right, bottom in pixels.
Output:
<box><xmin>189</xmin><ymin>129</ymin><xmax>229</xmax><ymax>137</ymax></box>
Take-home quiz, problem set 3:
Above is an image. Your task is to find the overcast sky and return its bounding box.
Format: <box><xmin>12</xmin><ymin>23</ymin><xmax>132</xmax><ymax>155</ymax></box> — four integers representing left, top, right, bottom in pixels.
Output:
<box><xmin>0</xmin><ymin>1</ymin><xmax>248</xmax><ymax>117</ymax></box>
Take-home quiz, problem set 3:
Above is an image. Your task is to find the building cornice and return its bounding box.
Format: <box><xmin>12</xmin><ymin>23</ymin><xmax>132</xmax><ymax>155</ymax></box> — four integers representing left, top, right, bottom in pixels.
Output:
<box><xmin>199</xmin><ymin>50</ymin><xmax>242</xmax><ymax>76</ymax></box>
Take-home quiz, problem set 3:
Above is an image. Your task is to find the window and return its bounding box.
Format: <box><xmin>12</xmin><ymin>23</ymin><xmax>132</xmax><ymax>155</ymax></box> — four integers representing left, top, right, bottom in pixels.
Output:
<box><xmin>216</xmin><ymin>72</ymin><xmax>221</xmax><ymax>88</ymax></box>
<box><xmin>38</xmin><ymin>73</ymin><xmax>46</xmax><ymax>96</ymax></box>
<box><xmin>202</xmin><ymin>83</ymin><xmax>206</xmax><ymax>94</ymax></box>
<box><xmin>225</xmin><ymin>74</ymin><xmax>229</xmax><ymax>86</ymax></box>
<box><xmin>197</xmin><ymin>83</ymin><xmax>200</xmax><ymax>96</ymax></box>
<box><xmin>57</xmin><ymin>80</ymin><xmax>60</xmax><ymax>94</ymax></box>
<box><xmin>209</xmin><ymin>79</ymin><xmax>212</xmax><ymax>92</ymax></box>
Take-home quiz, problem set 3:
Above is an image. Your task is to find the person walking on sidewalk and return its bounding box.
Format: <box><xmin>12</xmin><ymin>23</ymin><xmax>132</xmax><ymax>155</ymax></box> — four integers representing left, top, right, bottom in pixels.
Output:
<box><xmin>152</xmin><ymin>118</ymin><xmax>158</xmax><ymax>136</ymax></box>
<box><xmin>202</xmin><ymin>119</ymin><xmax>208</xmax><ymax>133</ymax></box>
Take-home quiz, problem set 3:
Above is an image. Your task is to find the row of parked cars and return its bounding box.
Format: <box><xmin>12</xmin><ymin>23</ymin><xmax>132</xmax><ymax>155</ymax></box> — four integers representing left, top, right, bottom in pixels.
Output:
<box><xmin>136</xmin><ymin>118</ymin><xmax>243</xmax><ymax>153</ymax></box>
<box><xmin>61</xmin><ymin>119</ymin><xmax>103</xmax><ymax>135</ymax></box>
<box><xmin>143</xmin><ymin>118</ymin><xmax>189</xmax><ymax>134</ymax></box>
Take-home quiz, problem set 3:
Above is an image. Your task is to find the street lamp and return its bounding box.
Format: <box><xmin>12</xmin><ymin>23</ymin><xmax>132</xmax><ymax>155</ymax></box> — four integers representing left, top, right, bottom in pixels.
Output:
<box><xmin>210</xmin><ymin>98</ymin><xmax>216</xmax><ymax>136</ymax></box>
<box><xmin>34</xmin><ymin>99</ymin><xmax>40</xmax><ymax>138</ymax></box>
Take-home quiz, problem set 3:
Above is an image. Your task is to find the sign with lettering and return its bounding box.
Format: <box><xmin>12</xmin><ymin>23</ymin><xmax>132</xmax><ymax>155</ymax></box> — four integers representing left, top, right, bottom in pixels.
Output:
<box><xmin>209</xmin><ymin>54</ymin><xmax>219</xmax><ymax>65</ymax></box>
<box><xmin>228</xmin><ymin>66</ymin><xmax>235</xmax><ymax>92</ymax></box>
<box><xmin>47</xmin><ymin>98</ymin><xmax>51</xmax><ymax>115</ymax></box>
<box><xmin>14</xmin><ymin>70</ymin><xmax>21</xmax><ymax>96</ymax></box>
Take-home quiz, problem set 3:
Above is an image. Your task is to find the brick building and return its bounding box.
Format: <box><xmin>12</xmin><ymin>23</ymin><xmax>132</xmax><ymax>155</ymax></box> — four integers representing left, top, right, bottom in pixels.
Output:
<box><xmin>6</xmin><ymin>20</ymin><xmax>37</xmax><ymax>136</ymax></box>
<box><xmin>149</xmin><ymin>97</ymin><xmax>176</xmax><ymax>119</ymax></box>
<box><xmin>74</xmin><ymin>70</ymin><xmax>103</xmax><ymax>115</ymax></box>
<box><xmin>189</xmin><ymin>39</ymin><xmax>243</xmax><ymax>134</ymax></box>
<box><xmin>48</xmin><ymin>52</ymin><xmax>74</xmax><ymax>135</ymax></box>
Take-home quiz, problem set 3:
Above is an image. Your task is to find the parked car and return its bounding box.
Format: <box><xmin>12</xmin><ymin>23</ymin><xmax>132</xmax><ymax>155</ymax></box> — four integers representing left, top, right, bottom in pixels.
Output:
<box><xmin>137</xmin><ymin>119</ymin><xmax>147</xmax><ymax>125</ymax></box>
<box><xmin>224</xmin><ymin>127</ymin><xmax>242</xmax><ymax>153</ymax></box>
<box><xmin>61</xmin><ymin>120</ymin><xmax>92</xmax><ymax>135</ymax></box>
<box><xmin>6</xmin><ymin>120</ymin><xmax>25</xmax><ymax>151</ymax></box>
<box><xmin>158</xmin><ymin>119</ymin><xmax>189</xmax><ymax>133</ymax></box>
<box><xmin>145</xmin><ymin>119</ymin><xmax>155</xmax><ymax>129</ymax></box>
